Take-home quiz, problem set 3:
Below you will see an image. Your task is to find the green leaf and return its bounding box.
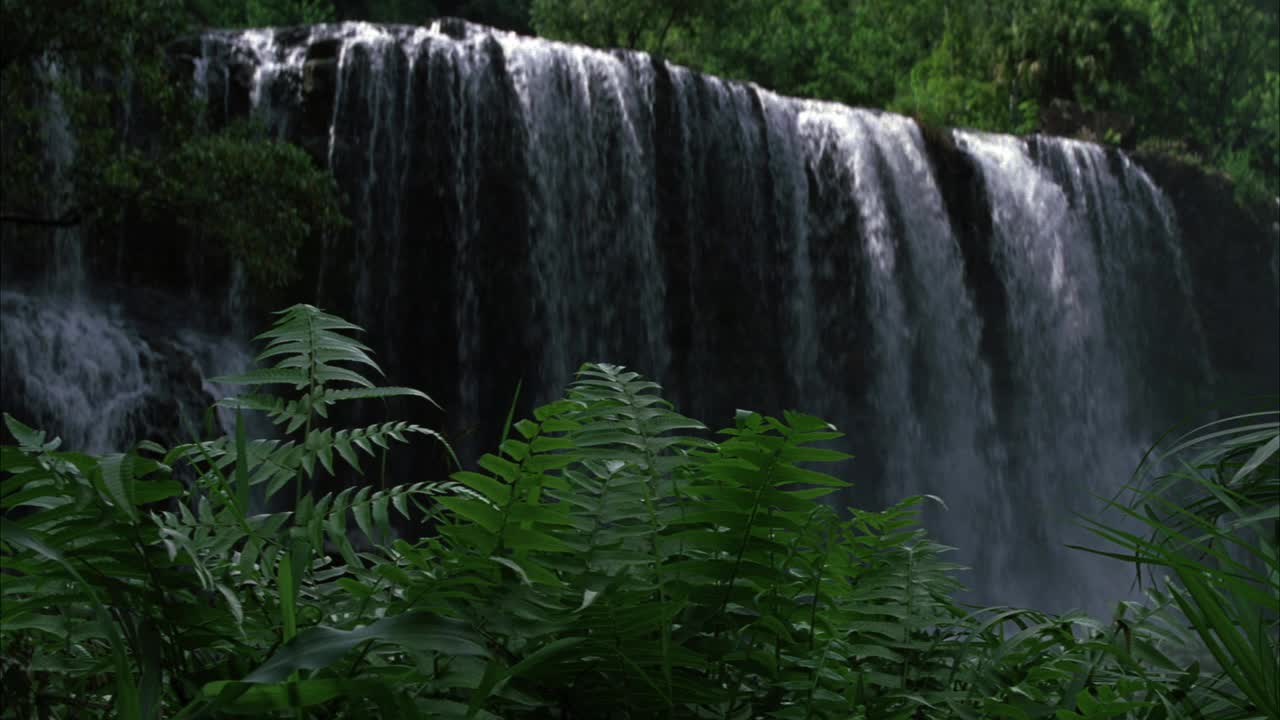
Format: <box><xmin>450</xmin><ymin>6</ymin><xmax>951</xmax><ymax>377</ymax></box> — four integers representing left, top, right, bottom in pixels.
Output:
<box><xmin>234</xmin><ymin>410</ymin><xmax>250</xmax><ymax>516</ymax></box>
<box><xmin>323</xmin><ymin>386</ymin><xmax>442</xmax><ymax>410</ymax></box>
<box><xmin>490</xmin><ymin>556</ymin><xmax>533</xmax><ymax>585</ymax></box>
<box><xmin>278</xmin><ymin>549</ymin><xmax>298</xmax><ymax>642</ymax></box>
<box><xmin>334</xmin><ymin>436</ymin><xmax>362</xmax><ymax>473</ymax></box>
<box><xmin>438</xmin><ymin>497</ymin><xmax>504</xmax><ymax>534</ymax></box>
<box><xmin>1233</xmin><ymin>433</ymin><xmax>1278</xmax><ymax>484</ymax></box>
<box><xmin>244</xmin><ymin>613</ymin><xmax>488</xmax><ymax>683</ymax></box>
<box><xmin>200</xmin><ymin>678</ymin><xmax>404</xmax><ymax>712</ymax></box>
<box><xmin>0</xmin><ymin>520</ymin><xmax>140</xmax><ymax>718</ymax></box>
<box><xmin>212</xmin><ymin>367</ymin><xmax>309</xmax><ymax>387</ymax></box>
<box><xmin>478</xmin><ymin>454</ymin><xmax>520</xmax><ymax>483</ymax></box>
<box><xmin>453</xmin><ymin>471</ymin><xmax>511</xmax><ymax>505</ymax></box>
<box><xmin>4</xmin><ymin>413</ymin><xmax>50</xmax><ymax>450</ymax></box>
<box><xmin>353</xmin><ymin>491</ymin><xmax>376</xmax><ymax>540</ymax></box>
<box><xmin>98</xmin><ymin>453</ymin><xmax>138</xmax><ymax>522</ymax></box>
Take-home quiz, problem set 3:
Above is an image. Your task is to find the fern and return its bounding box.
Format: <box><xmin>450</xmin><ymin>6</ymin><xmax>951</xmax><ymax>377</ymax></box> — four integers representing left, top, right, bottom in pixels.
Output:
<box><xmin>206</xmin><ymin>303</ymin><xmax>453</xmax><ymax>506</ymax></box>
<box><xmin>430</xmin><ymin>365</ymin><xmax>918</xmax><ymax>717</ymax></box>
<box><xmin>1</xmin><ymin>306</ymin><xmax>472</xmax><ymax>718</ymax></box>
<box><xmin>5</xmin><ymin>304</ymin><xmax>1264</xmax><ymax>719</ymax></box>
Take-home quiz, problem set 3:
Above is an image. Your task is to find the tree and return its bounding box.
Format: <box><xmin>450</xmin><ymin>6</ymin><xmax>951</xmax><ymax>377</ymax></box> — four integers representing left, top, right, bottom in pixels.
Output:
<box><xmin>530</xmin><ymin>0</ymin><xmax>697</xmax><ymax>52</ymax></box>
<box><xmin>0</xmin><ymin>0</ymin><xmax>348</xmax><ymax>289</ymax></box>
<box><xmin>334</xmin><ymin>0</ymin><xmax>532</xmax><ymax>32</ymax></box>
<box><xmin>188</xmin><ymin>0</ymin><xmax>336</xmax><ymax>27</ymax></box>
<box><xmin>139</xmin><ymin>123</ymin><xmax>348</xmax><ymax>288</ymax></box>
<box><xmin>1140</xmin><ymin>0</ymin><xmax>1279</xmax><ymax>189</ymax></box>
<box><xmin>0</xmin><ymin>0</ymin><xmax>189</xmax><ymax>227</ymax></box>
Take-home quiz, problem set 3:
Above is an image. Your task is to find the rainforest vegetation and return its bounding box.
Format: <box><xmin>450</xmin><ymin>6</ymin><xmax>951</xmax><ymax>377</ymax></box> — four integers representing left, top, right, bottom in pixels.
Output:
<box><xmin>1</xmin><ymin>0</ymin><xmax>1278</xmax><ymax>718</ymax></box>
<box><xmin>1</xmin><ymin>305</ymin><xmax>1277</xmax><ymax>718</ymax></box>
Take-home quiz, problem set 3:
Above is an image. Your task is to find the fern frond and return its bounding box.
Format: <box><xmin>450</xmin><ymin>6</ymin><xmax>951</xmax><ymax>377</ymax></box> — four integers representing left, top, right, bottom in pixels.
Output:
<box><xmin>322</xmin><ymin>386</ymin><xmax>441</xmax><ymax>410</ymax></box>
<box><xmin>200</xmin><ymin>305</ymin><xmax>453</xmax><ymax>504</ymax></box>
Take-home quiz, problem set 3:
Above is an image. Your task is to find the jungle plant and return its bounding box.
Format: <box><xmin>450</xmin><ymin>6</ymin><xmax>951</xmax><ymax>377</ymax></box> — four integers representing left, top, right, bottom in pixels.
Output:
<box><xmin>138</xmin><ymin>125</ymin><xmax>349</xmax><ymax>290</ymax></box>
<box><xmin>1079</xmin><ymin>410</ymin><xmax>1280</xmax><ymax>719</ymax></box>
<box><xmin>1</xmin><ymin>306</ymin><xmax>1276</xmax><ymax>719</ymax></box>
<box><xmin>0</xmin><ymin>304</ymin><xmax>464</xmax><ymax>718</ymax></box>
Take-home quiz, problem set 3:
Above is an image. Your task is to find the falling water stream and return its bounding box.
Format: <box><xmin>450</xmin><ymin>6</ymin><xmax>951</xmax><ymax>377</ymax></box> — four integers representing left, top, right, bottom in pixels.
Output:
<box><xmin>4</xmin><ymin>20</ymin><xmax>1274</xmax><ymax>613</ymax></box>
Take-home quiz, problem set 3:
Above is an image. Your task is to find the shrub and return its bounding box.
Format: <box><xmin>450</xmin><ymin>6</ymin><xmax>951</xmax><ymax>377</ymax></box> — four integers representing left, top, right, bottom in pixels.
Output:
<box><xmin>1</xmin><ymin>306</ymin><xmax>1274</xmax><ymax>718</ymax></box>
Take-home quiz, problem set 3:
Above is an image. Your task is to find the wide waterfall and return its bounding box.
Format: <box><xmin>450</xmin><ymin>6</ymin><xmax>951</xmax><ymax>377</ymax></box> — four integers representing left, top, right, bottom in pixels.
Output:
<box><xmin>3</xmin><ymin>20</ymin><xmax>1276</xmax><ymax>613</ymax></box>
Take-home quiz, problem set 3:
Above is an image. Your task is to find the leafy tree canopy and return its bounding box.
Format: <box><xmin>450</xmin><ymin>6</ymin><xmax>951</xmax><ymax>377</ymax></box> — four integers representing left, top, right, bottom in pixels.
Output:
<box><xmin>0</xmin><ymin>0</ymin><xmax>346</xmax><ymax>289</ymax></box>
<box><xmin>332</xmin><ymin>0</ymin><xmax>531</xmax><ymax>32</ymax></box>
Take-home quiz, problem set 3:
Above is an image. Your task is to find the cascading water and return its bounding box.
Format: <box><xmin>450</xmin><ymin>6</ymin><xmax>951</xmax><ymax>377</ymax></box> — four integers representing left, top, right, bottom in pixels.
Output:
<box><xmin>2</xmin><ymin>293</ymin><xmax>156</xmax><ymax>453</ymax></box>
<box><xmin>497</xmin><ymin>32</ymin><xmax>669</xmax><ymax>401</ymax></box>
<box><xmin>799</xmin><ymin>111</ymin><xmax>1015</xmax><ymax>603</ymax></box>
<box><xmin>6</xmin><ymin>19</ymin><xmax>1275</xmax><ymax>614</ymax></box>
<box><xmin>0</xmin><ymin>59</ymin><xmax>256</xmax><ymax>456</ymax></box>
<box><xmin>0</xmin><ymin>293</ymin><xmax>250</xmax><ymax>453</ymax></box>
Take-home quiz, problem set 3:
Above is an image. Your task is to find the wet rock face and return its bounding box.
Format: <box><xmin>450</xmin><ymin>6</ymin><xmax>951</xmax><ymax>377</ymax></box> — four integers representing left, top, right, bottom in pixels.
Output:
<box><xmin>1135</xmin><ymin>151</ymin><xmax>1280</xmax><ymax>396</ymax></box>
<box><xmin>1039</xmin><ymin>98</ymin><xmax>1137</xmax><ymax>147</ymax></box>
<box><xmin>136</xmin><ymin>338</ymin><xmax>219</xmax><ymax>446</ymax></box>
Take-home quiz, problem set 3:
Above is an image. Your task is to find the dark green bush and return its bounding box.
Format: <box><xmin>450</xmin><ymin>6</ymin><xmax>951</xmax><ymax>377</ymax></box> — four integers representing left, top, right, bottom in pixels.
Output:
<box><xmin>138</xmin><ymin>126</ymin><xmax>348</xmax><ymax>289</ymax></box>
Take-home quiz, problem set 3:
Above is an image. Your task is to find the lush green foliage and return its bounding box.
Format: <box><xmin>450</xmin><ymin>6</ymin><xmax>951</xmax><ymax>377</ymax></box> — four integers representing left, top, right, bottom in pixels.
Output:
<box><xmin>1078</xmin><ymin>410</ymin><xmax>1280</xmax><ymax>719</ymax></box>
<box><xmin>190</xmin><ymin>0</ymin><xmax>336</xmax><ymax>28</ymax></box>
<box><xmin>138</xmin><ymin>124</ymin><xmax>349</xmax><ymax>288</ymax></box>
<box><xmin>0</xmin><ymin>0</ymin><xmax>346</xmax><ymax>289</ymax></box>
<box><xmin>0</xmin><ymin>0</ymin><xmax>188</xmax><ymax>229</ymax></box>
<box><xmin>2</xmin><ymin>307</ymin><xmax>1276</xmax><ymax>718</ymax></box>
<box><xmin>332</xmin><ymin>0</ymin><xmax>530</xmax><ymax>30</ymax></box>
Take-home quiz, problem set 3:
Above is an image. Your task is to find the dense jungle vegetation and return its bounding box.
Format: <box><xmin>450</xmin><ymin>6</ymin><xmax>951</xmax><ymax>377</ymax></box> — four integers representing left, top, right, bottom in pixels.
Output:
<box><xmin>1</xmin><ymin>0</ymin><xmax>1278</xmax><ymax>717</ymax></box>
<box><xmin>1</xmin><ymin>305</ymin><xmax>1277</xmax><ymax>718</ymax></box>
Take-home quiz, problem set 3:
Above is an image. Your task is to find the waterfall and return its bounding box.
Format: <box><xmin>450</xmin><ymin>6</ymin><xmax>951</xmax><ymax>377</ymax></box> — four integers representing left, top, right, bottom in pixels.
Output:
<box><xmin>0</xmin><ymin>292</ymin><xmax>245</xmax><ymax>454</ymax></box>
<box><xmin>30</xmin><ymin>56</ymin><xmax>86</xmax><ymax>295</ymax></box>
<box><xmin>0</xmin><ymin>59</ymin><xmax>256</xmax><ymax>454</ymax></box>
<box><xmin>186</xmin><ymin>21</ymin><xmax>1237</xmax><ymax>612</ymax></box>
<box><xmin>496</xmin><ymin>32</ymin><xmax>668</xmax><ymax>401</ymax></box>
<box><xmin>6</xmin><ymin>20</ymin><xmax>1271</xmax><ymax>614</ymax></box>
